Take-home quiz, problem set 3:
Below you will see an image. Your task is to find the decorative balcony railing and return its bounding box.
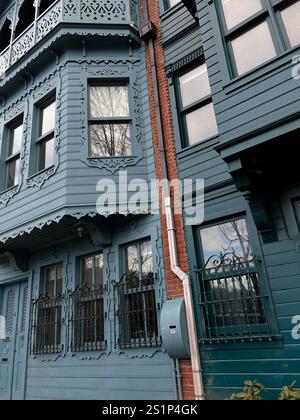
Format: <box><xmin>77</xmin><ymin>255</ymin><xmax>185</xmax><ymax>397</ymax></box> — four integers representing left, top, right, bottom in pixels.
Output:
<box><xmin>0</xmin><ymin>0</ymin><xmax>138</xmax><ymax>76</ymax></box>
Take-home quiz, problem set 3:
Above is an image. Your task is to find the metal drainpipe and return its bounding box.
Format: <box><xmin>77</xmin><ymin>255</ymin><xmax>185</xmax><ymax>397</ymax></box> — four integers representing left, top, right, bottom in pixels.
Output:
<box><xmin>141</xmin><ymin>0</ymin><xmax>205</xmax><ymax>401</ymax></box>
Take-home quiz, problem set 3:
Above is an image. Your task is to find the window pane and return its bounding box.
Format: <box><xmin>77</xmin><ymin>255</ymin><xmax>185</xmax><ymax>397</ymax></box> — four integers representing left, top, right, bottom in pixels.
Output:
<box><xmin>281</xmin><ymin>0</ymin><xmax>300</xmax><ymax>47</ymax></box>
<box><xmin>140</xmin><ymin>241</ymin><xmax>154</xmax><ymax>285</ymax></box>
<box><xmin>56</xmin><ymin>264</ymin><xmax>63</xmax><ymax>295</ymax></box>
<box><xmin>90</xmin><ymin>123</ymin><xmax>131</xmax><ymax>157</ymax></box>
<box><xmin>200</xmin><ymin>219</ymin><xmax>253</xmax><ymax>267</ymax></box>
<box><xmin>169</xmin><ymin>0</ymin><xmax>180</xmax><ymax>8</ymax></box>
<box><xmin>90</xmin><ymin>85</ymin><xmax>129</xmax><ymax>118</ymax></box>
<box><xmin>41</xmin><ymin>100</ymin><xmax>56</xmax><ymax>136</ymax></box>
<box><xmin>221</xmin><ymin>0</ymin><xmax>263</xmax><ymax>30</ymax></box>
<box><xmin>179</xmin><ymin>64</ymin><xmax>211</xmax><ymax>108</ymax></box>
<box><xmin>186</xmin><ymin>102</ymin><xmax>218</xmax><ymax>145</ymax></box>
<box><xmin>231</xmin><ymin>21</ymin><xmax>276</xmax><ymax>75</ymax></box>
<box><xmin>38</xmin><ymin>136</ymin><xmax>54</xmax><ymax>171</ymax></box>
<box><xmin>9</xmin><ymin>123</ymin><xmax>23</xmax><ymax>156</ymax></box>
<box><xmin>95</xmin><ymin>254</ymin><xmax>104</xmax><ymax>289</ymax></box>
<box><xmin>6</xmin><ymin>158</ymin><xmax>20</xmax><ymax>189</ymax></box>
<box><xmin>82</xmin><ymin>256</ymin><xmax>93</xmax><ymax>287</ymax></box>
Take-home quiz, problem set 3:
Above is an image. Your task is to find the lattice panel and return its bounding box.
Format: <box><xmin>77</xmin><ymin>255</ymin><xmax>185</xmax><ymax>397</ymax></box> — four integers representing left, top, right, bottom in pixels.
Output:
<box><xmin>0</xmin><ymin>48</ymin><xmax>9</xmax><ymax>75</ymax></box>
<box><xmin>63</xmin><ymin>0</ymin><xmax>78</xmax><ymax>19</ymax></box>
<box><xmin>37</xmin><ymin>2</ymin><xmax>62</xmax><ymax>42</ymax></box>
<box><xmin>21</xmin><ymin>287</ymin><xmax>28</xmax><ymax>333</ymax></box>
<box><xmin>80</xmin><ymin>0</ymin><xmax>127</xmax><ymax>22</ymax></box>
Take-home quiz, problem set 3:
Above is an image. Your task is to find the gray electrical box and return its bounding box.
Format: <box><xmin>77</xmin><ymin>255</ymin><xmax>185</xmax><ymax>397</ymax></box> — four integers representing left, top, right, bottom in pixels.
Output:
<box><xmin>160</xmin><ymin>298</ymin><xmax>190</xmax><ymax>359</ymax></box>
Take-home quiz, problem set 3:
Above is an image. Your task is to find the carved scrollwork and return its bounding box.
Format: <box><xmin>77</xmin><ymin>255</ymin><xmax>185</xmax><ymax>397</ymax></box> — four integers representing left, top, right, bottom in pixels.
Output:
<box><xmin>200</xmin><ymin>252</ymin><xmax>256</xmax><ymax>273</ymax></box>
<box><xmin>36</xmin><ymin>1</ymin><xmax>62</xmax><ymax>42</ymax></box>
<box><xmin>85</xmin><ymin>155</ymin><xmax>142</xmax><ymax>173</ymax></box>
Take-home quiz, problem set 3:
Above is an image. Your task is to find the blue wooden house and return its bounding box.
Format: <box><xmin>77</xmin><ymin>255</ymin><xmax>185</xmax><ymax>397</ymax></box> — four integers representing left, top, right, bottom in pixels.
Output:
<box><xmin>1</xmin><ymin>0</ymin><xmax>300</xmax><ymax>401</ymax></box>
<box><xmin>160</xmin><ymin>0</ymin><xmax>300</xmax><ymax>399</ymax></box>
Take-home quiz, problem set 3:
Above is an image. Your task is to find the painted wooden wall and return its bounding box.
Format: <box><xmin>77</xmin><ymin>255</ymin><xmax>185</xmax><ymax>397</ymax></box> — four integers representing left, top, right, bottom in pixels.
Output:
<box><xmin>0</xmin><ymin>0</ymin><xmax>176</xmax><ymax>400</ymax></box>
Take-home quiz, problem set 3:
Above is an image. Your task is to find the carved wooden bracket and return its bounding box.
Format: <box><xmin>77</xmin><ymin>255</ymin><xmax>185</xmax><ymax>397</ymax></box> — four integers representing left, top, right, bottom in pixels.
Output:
<box><xmin>3</xmin><ymin>251</ymin><xmax>29</xmax><ymax>272</ymax></box>
<box><xmin>228</xmin><ymin>157</ymin><xmax>277</xmax><ymax>243</ymax></box>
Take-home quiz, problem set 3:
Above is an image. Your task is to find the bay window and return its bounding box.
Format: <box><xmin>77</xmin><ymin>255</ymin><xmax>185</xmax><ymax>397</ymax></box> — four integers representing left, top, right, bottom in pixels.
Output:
<box><xmin>196</xmin><ymin>217</ymin><xmax>276</xmax><ymax>343</ymax></box>
<box><xmin>31</xmin><ymin>263</ymin><xmax>63</xmax><ymax>355</ymax></box>
<box><xmin>114</xmin><ymin>240</ymin><xmax>160</xmax><ymax>349</ymax></box>
<box><xmin>69</xmin><ymin>253</ymin><xmax>105</xmax><ymax>352</ymax></box>
<box><xmin>36</xmin><ymin>96</ymin><xmax>56</xmax><ymax>172</ymax></box>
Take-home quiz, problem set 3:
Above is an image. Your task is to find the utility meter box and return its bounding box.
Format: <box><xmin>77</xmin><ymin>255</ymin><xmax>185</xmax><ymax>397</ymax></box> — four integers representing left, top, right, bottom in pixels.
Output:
<box><xmin>160</xmin><ymin>298</ymin><xmax>190</xmax><ymax>359</ymax></box>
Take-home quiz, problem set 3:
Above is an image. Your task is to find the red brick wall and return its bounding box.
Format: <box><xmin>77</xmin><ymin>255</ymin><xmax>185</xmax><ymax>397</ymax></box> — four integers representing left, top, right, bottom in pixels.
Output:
<box><xmin>142</xmin><ymin>0</ymin><xmax>195</xmax><ymax>401</ymax></box>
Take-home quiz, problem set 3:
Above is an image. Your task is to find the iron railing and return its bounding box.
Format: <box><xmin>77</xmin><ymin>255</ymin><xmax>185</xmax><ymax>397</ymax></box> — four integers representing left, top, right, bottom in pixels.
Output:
<box><xmin>114</xmin><ymin>273</ymin><xmax>161</xmax><ymax>349</ymax></box>
<box><xmin>30</xmin><ymin>293</ymin><xmax>63</xmax><ymax>355</ymax></box>
<box><xmin>195</xmin><ymin>253</ymin><xmax>273</xmax><ymax>344</ymax></box>
<box><xmin>0</xmin><ymin>0</ymin><xmax>137</xmax><ymax>76</ymax></box>
<box><xmin>68</xmin><ymin>283</ymin><xmax>106</xmax><ymax>352</ymax></box>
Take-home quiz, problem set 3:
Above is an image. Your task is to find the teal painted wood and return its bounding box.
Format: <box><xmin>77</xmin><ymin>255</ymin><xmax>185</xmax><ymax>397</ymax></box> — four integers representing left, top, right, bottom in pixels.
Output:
<box><xmin>196</xmin><ymin>0</ymin><xmax>300</xmax><ymax>157</ymax></box>
<box><xmin>0</xmin><ymin>25</ymin><xmax>155</xmax><ymax>242</ymax></box>
<box><xmin>0</xmin><ymin>0</ymin><xmax>175</xmax><ymax>401</ymax></box>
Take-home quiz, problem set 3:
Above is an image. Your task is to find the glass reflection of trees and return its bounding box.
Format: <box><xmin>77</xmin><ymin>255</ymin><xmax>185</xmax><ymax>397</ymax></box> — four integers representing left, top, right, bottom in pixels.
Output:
<box><xmin>89</xmin><ymin>85</ymin><xmax>132</xmax><ymax>157</ymax></box>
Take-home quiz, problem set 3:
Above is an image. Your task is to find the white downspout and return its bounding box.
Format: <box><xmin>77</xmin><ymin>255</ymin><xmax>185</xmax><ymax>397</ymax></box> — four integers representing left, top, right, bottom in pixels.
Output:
<box><xmin>165</xmin><ymin>196</ymin><xmax>205</xmax><ymax>401</ymax></box>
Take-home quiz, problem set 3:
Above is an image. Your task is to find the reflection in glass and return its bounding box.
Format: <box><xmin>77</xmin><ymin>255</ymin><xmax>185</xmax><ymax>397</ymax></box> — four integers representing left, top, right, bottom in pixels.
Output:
<box><xmin>281</xmin><ymin>1</ymin><xmax>300</xmax><ymax>47</ymax></box>
<box><xmin>221</xmin><ymin>0</ymin><xmax>263</xmax><ymax>30</ymax></box>
<box><xmin>6</xmin><ymin>158</ymin><xmax>20</xmax><ymax>189</ymax></box>
<box><xmin>38</xmin><ymin>136</ymin><xmax>54</xmax><ymax>170</ymax></box>
<box><xmin>9</xmin><ymin>124</ymin><xmax>23</xmax><ymax>156</ymax></box>
<box><xmin>231</xmin><ymin>21</ymin><xmax>276</xmax><ymax>75</ymax></box>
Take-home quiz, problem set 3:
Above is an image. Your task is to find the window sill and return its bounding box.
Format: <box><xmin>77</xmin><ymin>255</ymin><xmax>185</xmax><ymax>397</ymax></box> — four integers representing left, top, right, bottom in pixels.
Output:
<box><xmin>177</xmin><ymin>134</ymin><xmax>220</xmax><ymax>157</ymax></box>
<box><xmin>223</xmin><ymin>45</ymin><xmax>300</xmax><ymax>95</ymax></box>
<box><xmin>27</xmin><ymin>165</ymin><xmax>55</xmax><ymax>180</ymax></box>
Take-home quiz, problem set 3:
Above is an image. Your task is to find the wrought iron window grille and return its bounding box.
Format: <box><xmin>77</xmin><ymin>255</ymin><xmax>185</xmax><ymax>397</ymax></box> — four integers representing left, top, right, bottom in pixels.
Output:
<box><xmin>113</xmin><ymin>272</ymin><xmax>161</xmax><ymax>349</ymax></box>
<box><xmin>67</xmin><ymin>282</ymin><xmax>106</xmax><ymax>353</ymax></box>
<box><xmin>195</xmin><ymin>252</ymin><xmax>275</xmax><ymax>344</ymax></box>
<box><xmin>30</xmin><ymin>292</ymin><xmax>63</xmax><ymax>355</ymax></box>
